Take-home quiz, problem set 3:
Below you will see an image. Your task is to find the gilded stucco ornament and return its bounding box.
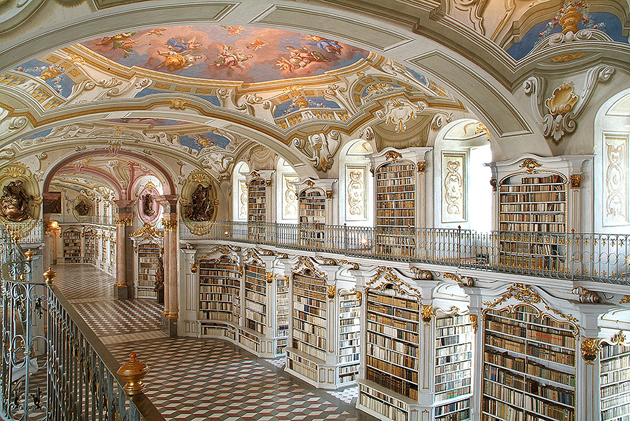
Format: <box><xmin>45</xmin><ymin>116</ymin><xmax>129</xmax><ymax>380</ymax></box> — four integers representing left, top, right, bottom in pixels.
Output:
<box><xmin>523</xmin><ymin>65</ymin><xmax>614</xmax><ymax>144</ymax></box>
<box><xmin>376</xmin><ymin>97</ymin><xmax>425</xmax><ymax>133</ymax></box>
<box><xmin>571</xmin><ymin>286</ymin><xmax>601</xmax><ymax>303</ymax></box>
<box><xmin>292</xmin><ymin>131</ymin><xmax>340</xmax><ymax>172</ymax></box>
<box><xmin>580</xmin><ymin>337</ymin><xmax>601</xmax><ymax>362</ymax></box>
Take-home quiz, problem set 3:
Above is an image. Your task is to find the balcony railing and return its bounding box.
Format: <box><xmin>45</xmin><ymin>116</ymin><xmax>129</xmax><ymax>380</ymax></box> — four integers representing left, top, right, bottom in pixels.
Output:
<box><xmin>180</xmin><ymin>221</ymin><xmax>630</xmax><ymax>284</ymax></box>
<box><xmin>0</xmin><ymin>228</ymin><xmax>164</xmax><ymax>421</ymax></box>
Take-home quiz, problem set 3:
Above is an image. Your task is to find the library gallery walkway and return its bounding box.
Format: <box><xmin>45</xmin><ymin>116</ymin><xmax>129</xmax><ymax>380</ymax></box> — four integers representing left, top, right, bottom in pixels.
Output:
<box><xmin>52</xmin><ymin>264</ymin><xmax>374</xmax><ymax>421</ymax></box>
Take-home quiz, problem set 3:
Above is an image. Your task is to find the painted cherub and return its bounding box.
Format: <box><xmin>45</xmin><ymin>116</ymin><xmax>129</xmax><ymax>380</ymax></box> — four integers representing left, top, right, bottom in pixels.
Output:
<box><xmin>97</xmin><ymin>32</ymin><xmax>142</xmax><ymax>57</ymax></box>
<box><xmin>165</xmin><ymin>37</ymin><xmax>202</xmax><ymax>54</ymax></box>
<box><xmin>215</xmin><ymin>45</ymin><xmax>252</xmax><ymax>70</ymax></box>
<box><xmin>222</xmin><ymin>25</ymin><xmax>244</xmax><ymax>35</ymax></box>
<box><xmin>246</xmin><ymin>38</ymin><xmax>268</xmax><ymax>51</ymax></box>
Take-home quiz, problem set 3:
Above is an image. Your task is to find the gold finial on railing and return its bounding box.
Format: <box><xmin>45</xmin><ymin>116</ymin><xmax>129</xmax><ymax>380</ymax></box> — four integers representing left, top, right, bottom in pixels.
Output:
<box><xmin>43</xmin><ymin>268</ymin><xmax>56</xmax><ymax>284</ymax></box>
<box><xmin>117</xmin><ymin>353</ymin><xmax>149</xmax><ymax>396</ymax></box>
<box><xmin>25</xmin><ymin>249</ymin><xmax>34</xmax><ymax>261</ymax></box>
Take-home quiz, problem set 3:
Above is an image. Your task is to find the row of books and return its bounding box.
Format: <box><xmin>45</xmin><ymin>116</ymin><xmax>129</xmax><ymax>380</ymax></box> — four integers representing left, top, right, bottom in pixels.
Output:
<box><xmin>366</xmin><ymin>366</ymin><xmax>419</xmax><ymax>400</ymax></box>
<box><xmin>368</xmin><ymin>312</ymin><xmax>419</xmax><ymax>333</ymax></box>
<box><xmin>366</xmin><ymin>344</ymin><xmax>418</xmax><ymax>370</ymax></box>
<box><xmin>376</xmin><ymin>167</ymin><xmax>415</xmax><ymax>178</ymax></box>
<box><xmin>291</xmin><ymin>338</ymin><xmax>326</xmax><ymax>361</ymax></box>
<box><xmin>245</xmin><ymin>289</ymin><xmax>266</xmax><ymax>303</ymax></box>
<box><xmin>293</xmin><ymin>309</ymin><xmax>327</xmax><ymax>327</ymax></box>
<box><xmin>368</xmin><ymin>293</ymin><xmax>419</xmax><ymax>310</ymax></box>
<box><xmin>500</xmin><ymin>192</ymin><xmax>565</xmax><ymax>202</ymax></box>
<box><xmin>500</xmin><ymin>223</ymin><xmax>566</xmax><ymax>233</ymax></box>
<box><xmin>500</xmin><ymin>203</ymin><xmax>566</xmax><ymax>212</ymax></box>
<box><xmin>368</xmin><ymin>302</ymin><xmax>420</xmax><ymax>321</ymax></box>
<box><xmin>293</xmin><ymin>318</ymin><xmax>326</xmax><ymax>337</ymax></box>
<box><xmin>358</xmin><ymin>390</ymin><xmax>409</xmax><ymax>421</ymax></box>
<box><xmin>376</xmin><ymin>192</ymin><xmax>414</xmax><ymax>201</ymax></box>
<box><xmin>500</xmin><ymin>213</ymin><xmax>566</xmax><ymax>223</ymax></box>
<box><xmin>367</xmin><ymin>331</ymin><xmax>419</xmax><ymax>357</ymax></box>
<box><xmin>245</xmin><ymin>300</ymin><xmax>265</xmax><ymax>315</ymax></box>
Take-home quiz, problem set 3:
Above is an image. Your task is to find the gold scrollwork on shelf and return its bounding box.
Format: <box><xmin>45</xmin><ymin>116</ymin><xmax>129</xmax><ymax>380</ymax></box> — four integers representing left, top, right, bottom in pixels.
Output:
<box><xmin>352</xmin><ymin>290</ymin><xmax>362</xmax><ymax>306</ymax></box>
<box><xmin>265</xmin><ymin>272</ymin><xmax>274</xmax><ymax>284</ymax></box>
<box><xmin>327</xmin><ymin>285</ymin><xmax>336</xmax><ymax>300</ymax></box>
<box><xmin>417</xmin><ymin>162</ymin><xmax>426</xmax><ymax>173</ymax></box>
<box><xmin>114</xmin><ymin>217</ymin><xmax>132</xmax><ymax>226</ymax></box>
<box><xmin>519</xmin><ymin>158</ymin><xmax>541</xmax><ymax>173</ymax></box>
<box><xmin>611</xmin><ymin>331</ymin><xmax>626</xmax><ymax>345</ymax></box>
<box><xmin>190</xmin><ymin>262</ymin><xmax>197</xmax><ymax>273</ymax></box>
<box><xmin>293</xmin><ymin>256</ymin><xmax>327</xmax><ymax>281</ymax></box>
<box><xmin>161</xmin><ymin>219</ymin><xmax>178</xmax><ymax>232</ymax></box>
<box><xmin>483</xmin><ymin>283</ymin><xmax>542</xmax><ymax>308</ymax></box>
<box><xmin>570</xmin><ymin>174</ymin><xmax>583</xmax><ymax>189</ymax></box>
<box><xmin>619</xmin><ymin>295</ymin><xmax>630</xmax><ymax>304</ymax></box>
<box><xmin>130</xmin><ymin>222</ymin><xmax>163</xmax><ymax>238</ymax></box>
<box><xmin>469</xmin><ymin>314</ymin><xmax>478</xmax><ymax>333</ymax></box>
<box><xmin>326</xmin><ymin>190</ymin><xmax>333</xmax><ymax>199</ymax></box>
<box><xmin>339</xmin><ymin>260</ymin><xmax>359</xmax><ymax>270</ymax></box>
<box><xmin>366</xmin><ymin>267</ymin><xmax>421</xmax><ymax>298</ymax></box>
<box><xmin>421</xmin><ymin>305</ymin><xmax>434</xmax><ymax>324</ymax></box>
<box><xmin>490</xmin><ymin>179</ymin><xmax>497</xmax><ymax>191</ymax></box>
<box><xmin>384</xmin><ymin>151</ymin><xmax>403</xmax><ymax>162</ymax></box>
<box><xmin>580</xmin><ymin>337</ymin><xmax>601</xmax><ymax>362</ymax></box>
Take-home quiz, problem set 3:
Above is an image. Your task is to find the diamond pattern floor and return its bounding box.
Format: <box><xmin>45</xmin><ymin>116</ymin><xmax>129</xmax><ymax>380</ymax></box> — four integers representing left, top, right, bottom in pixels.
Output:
<box><xmin>53</xmin><ymin>264</ymin><xmax>372</xmax><ymax>420</ymax></box>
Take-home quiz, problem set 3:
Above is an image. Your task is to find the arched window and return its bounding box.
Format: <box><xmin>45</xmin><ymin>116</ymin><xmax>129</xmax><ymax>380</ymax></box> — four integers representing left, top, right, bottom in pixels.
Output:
<box><xmin>339</xmin><ymin>139</ymin><xmax>374</xmax><ymax>226</ymax></box>
<box><xmin>232</xmin><ymin>162</ymin><xmax>249</xmax><ymax>221</ymax></box>
<box><xmin>433</xmin><ymin>119</ymin><xmax>492</xmax><ymax>231</ymax></box>
<box><xmin>595</xmin><ymin>89</ymin><xmax>630</xmax><ymax>232</ymax></box>
<box><xmin>276</xmin><ymin>158</ymin><xmax>298</xmax><ymax>223</ymax></box>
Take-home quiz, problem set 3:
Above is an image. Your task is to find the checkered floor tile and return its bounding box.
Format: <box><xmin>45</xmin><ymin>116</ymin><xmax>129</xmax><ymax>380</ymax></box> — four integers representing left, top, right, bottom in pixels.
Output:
<box><xmin>52</xmin><ymin>264</ymin><xmax>376</xmax><ymax>420</ymax></box>
<box><xmin>326</xmin><ymin>386</ymin><xmax>359</xmax><ymax>405</ymax></box>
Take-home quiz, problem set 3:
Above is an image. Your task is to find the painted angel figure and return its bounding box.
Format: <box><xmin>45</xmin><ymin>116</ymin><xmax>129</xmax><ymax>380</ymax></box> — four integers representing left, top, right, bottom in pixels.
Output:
<box><xmin>305</xmin><ymin>35</ymin><xmax>343</xmax><ymax>55</ymax></box>
<box><xmin>156</xmin><ymin>50</ymin><xmax>203</xmax><ymax>72</ymax></box>
<box><xmin>215</xmin><ymin>45</ymin><xmax>252</xmax><ymax>70</ymax></box>
<box><xmin>221</xmin><ymin>25</ymin><xmax>244</xmax><ymax>35</ymax></box>
<box><xmin>246</xmin><ymin>38</ymin><xmax>268</xmax><ymax>51</ymax></box>
<box><xmin>165</xmin><ymin>37</ymin><xmax>202</xmax><ymax>54</ymax></box>
<box><xmin>97</xmin><ymin>32</ymin><xmax>141</xmax><ymax>57</ymax></box>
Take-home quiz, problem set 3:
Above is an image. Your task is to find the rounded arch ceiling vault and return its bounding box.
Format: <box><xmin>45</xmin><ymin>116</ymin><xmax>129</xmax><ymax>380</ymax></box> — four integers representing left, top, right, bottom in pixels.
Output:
<box><xmin>0</xmin><ymin>0</ymin><xmax>629</xmax><ymax>179</ymax></box>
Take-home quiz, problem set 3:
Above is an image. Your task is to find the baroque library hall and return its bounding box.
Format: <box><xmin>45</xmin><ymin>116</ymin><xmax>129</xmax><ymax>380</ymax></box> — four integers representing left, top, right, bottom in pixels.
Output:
<box><xmin>1</xmin><ymin>1</ymin><xmax>630</xmax><ymax>420</ymax></box>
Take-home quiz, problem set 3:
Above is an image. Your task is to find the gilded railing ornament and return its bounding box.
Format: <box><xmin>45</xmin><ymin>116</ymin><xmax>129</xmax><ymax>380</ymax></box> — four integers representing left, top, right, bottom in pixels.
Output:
<box><xmin>116</xmin><ymin>353</ymin><xmax>149</xmax><ymax>396</ymax></box>
<box><xmin>43</xmin><ymin>267</ymin><xmax>56</xmax><ymax>284</ymax></box>
<box><xmin>580</xmin><ymin>338</ymin><xmax>601</xmax><ymax>362</ymax></box>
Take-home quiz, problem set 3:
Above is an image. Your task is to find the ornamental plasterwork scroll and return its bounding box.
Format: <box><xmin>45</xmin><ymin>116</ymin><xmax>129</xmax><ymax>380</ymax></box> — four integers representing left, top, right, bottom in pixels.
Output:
<box><xmin>571</xmin><ymin>286</ymin><xmax>601</xmax><ymax>303</ymax></box>
<box><xmin>245</xmin><ymin>248</ymin><xmax>263</xmax><ymax>266</ymax></box>
<box><xmin>483</xmin><ymin>283</ymin><xmax>580</xmax><ymax>330</ymax></box>
<box><xmin>327</xmin><ymin>285</ymin><xmax>336</xmax><ymax>301</ymax></box>
<box><xmin>410</xmin><ymin>267</ymin><xmax>433</xmax><ymax>280</ymax></box>
<box><xmin>442</xmin><ymin>272</ymin><xmax>474</xmax><ymax>287</ymax></box>
<box><xmin>620</xmin><ymin>295</ymin><xmax>630</xmax><ymax>304</ymax></box>
<box><xmin>444</xmin><ymin>159</ymin><xmax>464</xmax><ymax>217</ymax></box>
<box><xmin>376</xmin><ymin>97</ymin><xmax>426</xmax><ymax>133</ymax></box>
<box><xmin>292</xmin><ymin>131</ymin><xmax>340</xmax><ymax>172</ymax></box>
<box><xmin>523</xmin><ymin>65</ymin><xmax>614</xmax><ymax>144</ymax></box>
<box><xmin>519</xmin><ymin>158</ymin><xmax>541</xmax><ymax>174</ymax></box>
<box><xmin>293</xmin><ymin>256</ymin><xmax>327</xmax><ymax>281</ymax></box>
<box><xmin>339</xmin><ymin>260</ymin><xmax>360</xmax><ymax>271</ymax></box>
<box><xmin>430</xmin><ymin>112</ymin><xmax>453</xmax><ymax>131</ymax></box>
<box><xmin>365</xmin><ymin>267</ymin><xmax>421</xmax><ymax>298</ymax></box>
<box><xmin>580</xmin><ymin>338</ymin><xmax>601</xmax><ymax>362</ymax></box>
<box><xmin>130</xmin><ymin>222</ymin><xmax>163</xmax><ymax>239</ymax></box>
<box><xmin>384</xmin><ymin>151</ymin><xmax>403</xmax><ymax>163</ymax></box>
<box><xmin>532</xmin><ymin>29</ymin><xmax>613</xmax><ymax>53</ymax></box>
<box><xmin>0</xmin><ymin>106</ymin><xmax>28</xmax><ymax>145</ymax></box>
<box><xmin>605</xmin><ymin>136</ymin><xmax>627</xmax><ymax>222</ymax></box>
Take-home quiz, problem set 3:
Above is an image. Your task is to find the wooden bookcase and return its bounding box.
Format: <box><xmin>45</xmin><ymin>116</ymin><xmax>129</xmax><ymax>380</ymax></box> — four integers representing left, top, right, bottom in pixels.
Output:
<box><xmin>434</xmin><ymin>313</ymin><xmax>473</xmax><ymax>421</ymax></box>
<box><xmin>375</xmin><ymin>161</ymin><xmax>416</xmax><ymax>258</ymax></box>
<box><xmin>63</xmin><ymin>228</ymin><xmax>82</xmax><ymax>263</ymax></box>
<box><xmin>600</xmin><ymin>342</ymin><xmax>630</xmax><ymax>421</ymax></box>
<box><xmin>338</xmin><ymin>290</ymin><xmax>361</xmax><ymax>385</ymax></box>
<box><xmin>360</xmin><ymin>286</ymin><xmax>420</xmax><ymax>420</ymax></box>
<box><xmin>100</xmin><ymin>234</ymin><xmax>107</xmax><ymax>269</ymax></box>
<box><xmin>482</xmin><ymin>304</ymin><xmax>577</xmax><ymax>421</ymax></box>
<box><xmin>299</xmin><ymin>188</ymin><xmax>326</xmax><ymax>247</ymax></box>
<box><xmin>248</xmin><ymin>177</ymin><xmax>266</xmax><ymax>223</ymax></box>
<box><xmin>198</xmin><ymin>256</ymin><xmax>241</xmax><ymax>325</ymax></box>
<box><xmin>289</xmin><ymin>268</ymin><xmax>328</xmax><ymax>371</ymax></box>
<box><xmin>83</xmin><ymin>229</ymin><xmax>96</xmax><ymax>264</ymax></box>
<box><xmin>244</xmin><ymin>261</ymin><xmax>267</xmax><ymax>335</ymax></box>
<box><xmin>498</xmin><ymin>173</ymin><xmax>567</xmax><ymax>271</ymax></box>
<box><xmin>276</xmin><ymin>275</ymin><xmax>289</xmax><ymax>355</ymax></box>
<box><xmin>137</xmin><ymin>242</ymin><xmax>160</xmax><ymax>299</ymax></box>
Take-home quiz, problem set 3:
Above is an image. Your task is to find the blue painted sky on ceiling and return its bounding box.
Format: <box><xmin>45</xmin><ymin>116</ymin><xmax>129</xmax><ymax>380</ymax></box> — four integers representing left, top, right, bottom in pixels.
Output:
<box><xmin>14</xmin><ymin>59</ymin><xmax>75</xmax><ymax>98</ymax></box>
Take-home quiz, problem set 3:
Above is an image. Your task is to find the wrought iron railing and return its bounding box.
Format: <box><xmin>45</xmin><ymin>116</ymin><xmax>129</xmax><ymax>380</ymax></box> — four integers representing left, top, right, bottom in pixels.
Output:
<box><xmin>0</xmin><ymin>229</ymin><xmax>164</xmax><ymax>420</ymax></box>
<box><xmin>3</xmin><ymin>221</ymin><xmax>44</xmax><ymax>245</ymax></box>
<box><xmin>180</xmin><ymin>221</ymin><xmax>630</xmax><ymax>284</ymax></box>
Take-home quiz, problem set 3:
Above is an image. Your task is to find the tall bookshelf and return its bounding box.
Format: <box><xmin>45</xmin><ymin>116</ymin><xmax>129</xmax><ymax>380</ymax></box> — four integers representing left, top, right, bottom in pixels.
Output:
<box><xmin>434</xmin><ymin>313</ymin><xmax>473</xmax><ymax>421</ymax></box>
<box><xmin>288</xmin><ymin>268</ymin><xmax>328</xmax><ymax>383</ymax></box>
<box><xmin>482</xmin><ymin>304</ymin><xmax>577</xmax><ymax>421</ymax></box>
<box><xmin>600</xmin><ymin>341</ymin><xmax>630</xmax><ymax>421</ymax></box>
<box><xmin>100</xmin><ymin>234</ymin><xmax>107</xmax><ymax>269</ymax></box>
<box><xmin>198</xmin><ymin>256</ymin><xmax>241</xmax><ymax>325</ymax></box>
<box><xmin>338</xmin><ymin>290</ymin><xmax>361</xmax><ymax>385</ymax></box>
<box><xmin>299</xmin><ymin>188</ymin><xmax>326</xmax><ymax>247</ymax></box>
<box><xmin>244</xmin><ymin>261</ymin><xmax>267</xmax><ymax>335</ymax></box>
<box><xmin>83</xmin><ymin>229</ymin><xmax>96</xmax><ymax>264</ymax></box>
<box><xmin>248</xmin><ymin>178</ymin><xmax>266</xmax><ymax>223</ymax></box>
<box><xmin>498</xmin><ymin>172</ymin><xmax>567</xmax><ymax>271</ymax></box>
<box><xmin>276</xmin><ymin>275</ymin><xmax>289</xmax><ymax>354</ymax></box>
<box><xmin>63</xmin><ymin>228</ymin><xmax>82</xmax><ymax>263</ymax></box>
<box><xmin>137</xmin><ymin>242</ymin><xmax>160</xmax><ymax>299</ymax></box>
<box><xmin>359</xmin><ymin>285</ymin><xmax>420</xmax><ymax>421</ymax></box>
<box><xmin>375</xmin><ymin>162</ymin><xmax>416</xmax><ymax>258</ymax></box>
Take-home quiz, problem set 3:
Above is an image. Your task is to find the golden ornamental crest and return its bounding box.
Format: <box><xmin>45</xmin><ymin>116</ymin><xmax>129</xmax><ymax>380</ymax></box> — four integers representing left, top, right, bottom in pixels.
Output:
<box><xmin>519</xmin><ymin>158</ymin><xmax>541</xmax><ymax>174</ymax></box>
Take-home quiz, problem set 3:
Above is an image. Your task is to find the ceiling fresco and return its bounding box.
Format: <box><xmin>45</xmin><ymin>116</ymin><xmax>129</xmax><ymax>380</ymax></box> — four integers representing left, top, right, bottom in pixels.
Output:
<box><xmin>507</xmin><ymin>8</ymin><xmax>627</xmax><ymax>61</ymax></box>
<box><xmin>80</xmin><ymin>25</ymin><xmax>370</xmax><ymax>83</ymax></box>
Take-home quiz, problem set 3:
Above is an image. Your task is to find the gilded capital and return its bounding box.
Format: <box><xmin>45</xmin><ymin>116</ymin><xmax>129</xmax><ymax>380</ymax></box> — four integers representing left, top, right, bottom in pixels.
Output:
<box><xmin>162</xmin><ymin>219</ymin><xmax>178</xmax><ymax>232</ymax></box>
<box><xmin>580</xmin><ymin>337</ymin><xmax>601</xmax><ymax>362</ymax></box>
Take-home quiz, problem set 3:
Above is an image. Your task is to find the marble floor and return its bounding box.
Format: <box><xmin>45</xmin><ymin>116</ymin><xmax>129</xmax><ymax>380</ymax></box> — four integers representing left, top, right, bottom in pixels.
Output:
<box><xmin>52</xmin><ymin>264</ymin><xmax>372</xmax><ymax>421</ymax></box>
